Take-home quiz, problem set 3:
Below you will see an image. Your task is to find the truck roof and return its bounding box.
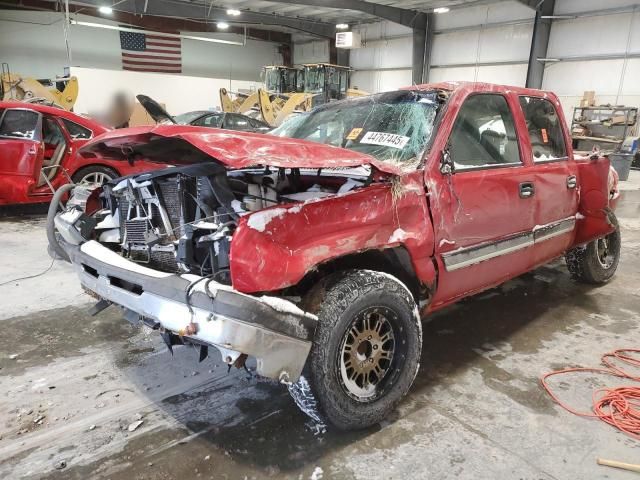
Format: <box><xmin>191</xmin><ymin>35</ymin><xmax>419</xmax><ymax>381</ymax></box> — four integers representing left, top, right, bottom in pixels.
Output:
<box><xmin>406</xmin><ymin>81</ymin><xmax>553</xmax><ymax>97</ymax></box>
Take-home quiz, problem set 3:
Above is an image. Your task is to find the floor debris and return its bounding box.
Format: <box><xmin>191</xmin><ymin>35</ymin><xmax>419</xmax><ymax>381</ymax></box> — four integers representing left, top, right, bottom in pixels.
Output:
<box><xmin>127</xmin><ymin>420</ymin><xmax>143</xmax><ymax>432</ymax></box>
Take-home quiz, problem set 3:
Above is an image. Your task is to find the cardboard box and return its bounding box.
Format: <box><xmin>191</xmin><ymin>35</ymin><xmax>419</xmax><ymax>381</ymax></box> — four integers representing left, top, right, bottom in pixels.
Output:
<box><xmin>129</xmin><ymin>102</ymin><xmax>165</xmax><ymax>127</ymax></box>
<box><xmin>583</xmin><ymin>91</ymin><xmax>596</xmax><ymax>106</ymax></box>
<box><xmin>610</xmin><ymin>115</ymin><xmax>629</xmax><ymax>125</ymax></box>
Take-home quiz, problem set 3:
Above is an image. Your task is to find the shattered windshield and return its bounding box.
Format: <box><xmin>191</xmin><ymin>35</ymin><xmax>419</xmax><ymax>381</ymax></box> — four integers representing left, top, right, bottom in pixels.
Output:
<box><xmin>271</xmin><ymin>90</ymin><xmax>439</xmax><ymax>167</ymax></box>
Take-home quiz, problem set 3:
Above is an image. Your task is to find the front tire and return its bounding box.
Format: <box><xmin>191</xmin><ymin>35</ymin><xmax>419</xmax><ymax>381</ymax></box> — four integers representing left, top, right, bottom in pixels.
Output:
<box><xmin>565</xmin><ymin>213</ymin><xmax>621</xmax><ymax>284</ymax></box>
<box><xmin>306</xmin><ymin>270</ymin><xmax>422</xmax><ymax>430</ymax></box>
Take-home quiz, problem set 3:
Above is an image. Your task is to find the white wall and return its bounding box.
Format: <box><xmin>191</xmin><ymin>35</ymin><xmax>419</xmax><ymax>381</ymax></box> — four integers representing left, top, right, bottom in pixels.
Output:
<box><xmin>542</xmin><ymin>1</ymin><xmax>640</xmax><ymax>122</ymax></box>
<box><xmin>293</xmin><ymin>39</ymin><xmax>330</xmax><ymax>65</ymax></box>
<box><xmin>429</xmin><ymin>1</ymin><xmax>534</xmax><ymax>88</ymax></box>
<box><xmin>70</xmin><ymin>67</ymin><xmax>258</xmax><ymax>116</ymax></box>
<box><xmin>350</xmin><ymin>21</ymin><xmax>413</xmax><ymax>93</ymax></box>
<box><xmin>0</xmin><ymin>9</ymin><xmax>281</xmax><ymax>81</ymax></box>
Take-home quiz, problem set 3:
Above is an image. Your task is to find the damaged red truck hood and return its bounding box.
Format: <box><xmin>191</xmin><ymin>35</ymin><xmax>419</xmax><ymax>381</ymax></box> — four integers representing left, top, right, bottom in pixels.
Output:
<box><xmin>80</xmin><ymin>125</ymin><xmax>407</xmax><ymax>175</ymax></box>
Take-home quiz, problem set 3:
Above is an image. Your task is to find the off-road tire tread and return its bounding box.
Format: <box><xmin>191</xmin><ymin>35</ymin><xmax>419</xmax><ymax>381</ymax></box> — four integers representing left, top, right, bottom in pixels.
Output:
<box><xmin>565</xmin><ymin>214</ymin><xmax>621</xmax><ymax>284</ymax></box>
<box><xmin>306</xmin><ymin>269</ymin><xmax>422</xmax><ymax>430</ymax></box>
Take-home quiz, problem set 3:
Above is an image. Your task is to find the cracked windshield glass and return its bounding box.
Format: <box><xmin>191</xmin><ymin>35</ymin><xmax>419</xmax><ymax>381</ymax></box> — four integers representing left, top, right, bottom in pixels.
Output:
<box><xmin>271</xmin><ymin>90</ymin><xmax>439</xmax><ymax>168</ymax></box>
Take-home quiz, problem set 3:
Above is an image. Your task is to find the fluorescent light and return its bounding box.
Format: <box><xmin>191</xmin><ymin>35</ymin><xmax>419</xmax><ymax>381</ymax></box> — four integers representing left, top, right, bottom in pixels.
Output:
<box><xmin>98</xmin><ymin>6</ymin><xmax>113</xmax><ymax>14</ymax></box>
<box><xmin>538</xmin><ymin>58</ymin><xmax>561</xmax><ymax>62</ymax></box>
<box><xmin>217</xmin><ymin>22</ymin><xmax>230</xmax><ymax>29</ymax></box>
<box><xmin>433</xmin><ymin>7</ymin><xmax>450</xmax><ymax>13</ymax></box>
<box><xmin>226</xmin><ymin>9</ymin><xmax>241</xmax><ymax>16</ymax></box>
<box><xmin>336</xmin><ymin>23</ymin><xmax>349</xmax><ymax>30</ymax></box>
<box><xmin>70</xmin><ymin>20</ymin><xmax>244</xmax><ymax>45</ymax></box>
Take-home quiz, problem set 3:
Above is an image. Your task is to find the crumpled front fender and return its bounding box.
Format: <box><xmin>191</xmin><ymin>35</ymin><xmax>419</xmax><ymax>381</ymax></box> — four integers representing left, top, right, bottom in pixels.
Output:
<box><xmin>229</xmin><ymin>172</ymin><xmax>436</xmax><ymax>293</ymax></box>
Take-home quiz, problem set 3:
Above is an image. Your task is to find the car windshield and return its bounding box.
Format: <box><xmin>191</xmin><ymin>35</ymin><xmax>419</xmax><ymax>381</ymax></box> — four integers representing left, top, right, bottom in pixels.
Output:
<box><xmin>271</xmin><ymin>90</ymin><xmax>439</xmax><ymax>167</ymax></box>
<box><xmin>174</xmin><ymin>111</ymin><xmax>210</xmax><ymax>125</ymax></box>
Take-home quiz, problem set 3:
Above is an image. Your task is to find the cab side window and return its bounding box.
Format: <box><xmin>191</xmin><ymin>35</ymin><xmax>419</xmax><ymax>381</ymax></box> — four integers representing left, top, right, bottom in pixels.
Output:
<box><xmin>449</xmin><ymin>94</ymin><xmax>521</xmax><ymax>169</ymax></box>
<box><xmin>62</xmin><ymin>119</ymin><xmax>92</xmax><ymax>139</ymax></box>
<box><xmin>519</xmin><ymin>96</ymin><xmax>567</xmax><ymax>161</ymax></box>
<box><xmin>0</xmin><ymin>109</ymin><xmax>39</xmax><ymax>139</ymax></box>
<box><xmin>225</xmin><ymin>114</ymin><xmax>251</xmax><ymax>130</ymax></box>
<box><xmin>192</xmin><ymin>114</ymin><xmax>222</xmax><ymax>128</ymax></box>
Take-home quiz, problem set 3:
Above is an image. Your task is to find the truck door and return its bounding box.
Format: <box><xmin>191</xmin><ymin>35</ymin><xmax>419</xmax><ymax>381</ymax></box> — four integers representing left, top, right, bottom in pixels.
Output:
<box><xmin>0</xmin><ymin>108</ymin><xmax>43</xmax><ymax>203</ymax></box>
<box><xmin>517</xmin><ymin>95</ymin><xmax>579</xmax><ymax>264</ymax></box>
<box><xmin>427</xmin><ymin>92</ymin><xmax>538</xmax><ymax>309</ymax></box>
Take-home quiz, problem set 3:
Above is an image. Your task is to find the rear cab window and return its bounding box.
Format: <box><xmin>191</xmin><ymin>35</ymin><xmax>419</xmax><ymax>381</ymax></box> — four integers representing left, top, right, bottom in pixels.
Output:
<box><xmin>0</xmin><ymin>109</ymin><xmax>40</xmax><ymax>140</ymax></box>
<box><xmin>519</xmin><ymin>96</ymin><xmax>567</xmax><ymax>162</ymax></box>
<box><xmin>61</xmin><ymin>118</ymin><xmax>93</xmax><ymax>139</ymax></box>
<box><xmin>448</xmin><ymin>94</ymin><xmax>522</xmax><ymax>170</ymax></box>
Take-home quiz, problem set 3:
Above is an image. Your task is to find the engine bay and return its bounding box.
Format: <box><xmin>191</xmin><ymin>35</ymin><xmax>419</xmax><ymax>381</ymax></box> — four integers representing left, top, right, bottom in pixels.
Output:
<box><xmin>89</xmin><ymin>164</ymin><xmax>369</xmax><ymax>283</ymax></box>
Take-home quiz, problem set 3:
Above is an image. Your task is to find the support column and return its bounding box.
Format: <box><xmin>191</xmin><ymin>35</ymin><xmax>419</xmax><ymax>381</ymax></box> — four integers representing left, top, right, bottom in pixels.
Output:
<box><xmin>526</xmin><ymin>0</ymin><xmax>555</xmax><ymax>89</ymax></box>
<box><xmin>412</xmin><ymin>13</ymin><xmax>433</xmax><ymax>85</ymax></box>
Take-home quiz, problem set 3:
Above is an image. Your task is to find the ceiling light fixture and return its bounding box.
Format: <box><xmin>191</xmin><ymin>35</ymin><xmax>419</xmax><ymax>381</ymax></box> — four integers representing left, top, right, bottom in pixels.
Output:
<box><xmin>217</xmin><ymin>22</ymin><xmax>230</xmax><ymax>29</ymax></box>
<box><xmin>336</xmin><ymin>23</ymin><xmax>349</xmax><ymax>30</ymax></box>
<box><xmin>98</xmin><ymin>5</ymin><xmax>113</xmax><ymax>14</ymax></box>
<box><xmin>433</xmin><ymin>7</ymin><xmax>450</xmax><ymax>14</ymax></box>
<box><xmin>226</xmin><ymin>9</ymin><xmax>241</xmax><ymax>16</ymax></box>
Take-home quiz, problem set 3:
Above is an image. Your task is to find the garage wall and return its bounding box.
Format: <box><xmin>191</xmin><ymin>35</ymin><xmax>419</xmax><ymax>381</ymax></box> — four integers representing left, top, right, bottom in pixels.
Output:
<box><xmin>0</xmin><ymin>9</ymin><xmax>282</xmax><ymax>82</ymax></box>
<box><xmin>350</xmin><ymin>21</ymin><xmax>413</xmax><ymax>93</ymax></box>
<box><xmin>69</xmin><ymin>67</ymin><xmax>257</xmax><ymax>116</ymax></box>
<box><xmin>292</xmin><ymin>36</ymin><xmax>330</xmax><ymax>65</ymax></box>
<box><xmin>429</xmin><ymin>1</ymin><xmax>534</xmax><ymax>86</ymax></box>
<box><xmin>542</xmin><ymin>0</ymin><xmax>640</xmax><ymax>123</ymax></box>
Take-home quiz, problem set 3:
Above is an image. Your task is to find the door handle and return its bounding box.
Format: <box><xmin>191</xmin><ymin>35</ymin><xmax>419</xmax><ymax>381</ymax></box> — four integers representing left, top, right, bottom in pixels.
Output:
<box><xmin>519</xmin><ymin>182</ymin><xmax>535</xmax><ymax>199</ymax></box>
<box><xmin>567</xmin><ymin>175</ymin><xmax>577</xmax><ymax>189</ymax></box>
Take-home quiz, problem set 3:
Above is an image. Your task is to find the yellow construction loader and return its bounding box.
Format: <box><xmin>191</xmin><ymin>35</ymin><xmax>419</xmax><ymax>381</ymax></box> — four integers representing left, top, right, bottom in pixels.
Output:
<box><xmin>257</xmin><ymin>63</ymin><xmax>368</xmax><ymax>127</ymax></box>
<box><xmin>219</xmin><ymin>65</ymin><xmax>302</xmax><ymax>116</ymax></box>
<box><xmin>1</xmin><ymin>69</ymin><xmax>79</xmax><ymax>111</ymax></box>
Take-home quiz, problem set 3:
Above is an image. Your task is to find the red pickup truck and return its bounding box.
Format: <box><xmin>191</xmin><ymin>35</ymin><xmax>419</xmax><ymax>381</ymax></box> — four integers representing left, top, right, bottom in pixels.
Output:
<box><xmin>51</xmin><ymin>82</ymin><xmax>620</xmax><ymax>430</ymax></box>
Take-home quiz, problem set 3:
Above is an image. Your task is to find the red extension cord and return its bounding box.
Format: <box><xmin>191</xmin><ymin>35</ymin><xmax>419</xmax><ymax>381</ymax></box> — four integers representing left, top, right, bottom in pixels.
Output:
<box><xmin>541</xmin><ymin>349</ymin><xmax>640</xmax><ymax>440</ymax></box>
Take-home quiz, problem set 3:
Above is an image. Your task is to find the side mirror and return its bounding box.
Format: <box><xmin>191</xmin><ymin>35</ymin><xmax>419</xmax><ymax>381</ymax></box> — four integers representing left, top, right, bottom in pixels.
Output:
<box><xmin>440</xmin><ymin>147</ymin><xmax>455</xmax><ymax>175</ymax></box>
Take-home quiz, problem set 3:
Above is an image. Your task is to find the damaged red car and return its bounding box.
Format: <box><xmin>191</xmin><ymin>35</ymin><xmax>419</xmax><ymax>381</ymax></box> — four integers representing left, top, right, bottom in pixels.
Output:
<box><xmin>0</xmin><ymin>101</ymin><xmax>161</xmax><ymax>206</ymax></box>
<box><xmin>50</xmin><ymin>82</ymin><xmax>621</xmax><ymax>430</ymax></box>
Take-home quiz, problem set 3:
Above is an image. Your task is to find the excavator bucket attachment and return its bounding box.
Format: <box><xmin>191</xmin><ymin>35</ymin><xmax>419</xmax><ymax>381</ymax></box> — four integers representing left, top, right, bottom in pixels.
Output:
<box><xmin>219</xmin><ymin>88</ymin><xmax>236</xmax><ymax>113</ymax></box>
<box><xmin>1</xmin><ymin>73</ymin><xmax>79</xmax><ymax>110</ymax></box>
<box><xmin>258</xmin><ymin>89</ymin><xmax>312</xmax><ymax>128</ymax></box>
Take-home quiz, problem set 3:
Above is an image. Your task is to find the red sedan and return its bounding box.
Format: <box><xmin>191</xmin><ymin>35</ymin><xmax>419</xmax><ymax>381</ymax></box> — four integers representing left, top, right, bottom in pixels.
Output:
<box><xmin>0</xmin><ymin>101</ymin><xmax>162</xmax><ymax>205</ymax></box>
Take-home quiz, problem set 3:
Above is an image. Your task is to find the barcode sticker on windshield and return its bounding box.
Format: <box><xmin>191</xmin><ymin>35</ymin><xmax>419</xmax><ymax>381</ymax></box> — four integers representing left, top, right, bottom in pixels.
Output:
<box><xmin>360</xmin><ymin>132</ymin><xmax>410</xmax><ymax>149</ymax></box>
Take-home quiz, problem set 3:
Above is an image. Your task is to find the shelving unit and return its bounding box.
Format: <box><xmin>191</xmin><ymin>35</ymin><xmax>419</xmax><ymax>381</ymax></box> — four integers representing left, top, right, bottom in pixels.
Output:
<box><xmin>571</xmin><ymin>106</ymin><xmax>638</xmax><ymax>153</ymax></box>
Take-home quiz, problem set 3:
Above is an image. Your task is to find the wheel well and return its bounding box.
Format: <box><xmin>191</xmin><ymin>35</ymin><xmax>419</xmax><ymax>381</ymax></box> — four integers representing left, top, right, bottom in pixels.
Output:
<box><xmin>292</xmin><ymin>246</ymin><xmax>425</xmax><ymax>303</ymax></box>
<box><xmin>71</xmin><ymin>163</ymin><xmax>120</xmax><ymax>178</ymax></box>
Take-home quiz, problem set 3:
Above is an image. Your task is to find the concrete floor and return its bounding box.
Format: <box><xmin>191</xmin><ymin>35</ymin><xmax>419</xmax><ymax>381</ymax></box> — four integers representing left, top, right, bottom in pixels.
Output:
<box><xmin>1</xmin><ymin>172</ymin><xmax>639</xmax><ymax>480</ymax></box>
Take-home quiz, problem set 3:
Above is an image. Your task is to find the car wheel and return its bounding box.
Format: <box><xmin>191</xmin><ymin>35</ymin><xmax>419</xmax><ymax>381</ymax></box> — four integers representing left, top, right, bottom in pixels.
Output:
<box><xmin>72</xmin><ymin>165</ymin><xmax>118</xmax><ymax>186</ymax></box>
<box><xmin>565</xmin><ymin>213</ymin><xmax>621</xmax><ymax>284</ymax></box>
<box><xmin>305</xmin><ymin>270</ymin><xmax>422</xmax><ymax>430</ymax></box>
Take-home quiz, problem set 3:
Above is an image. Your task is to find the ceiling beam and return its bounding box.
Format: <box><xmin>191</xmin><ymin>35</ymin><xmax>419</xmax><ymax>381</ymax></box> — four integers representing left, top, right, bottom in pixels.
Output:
<box><xmin>261</xmin><ymin>0</ymin><xmax>427</xmax><ymax>28</ymax></box>
<box><xmin>33</xmin><ymin>0</ymin><xmax>336</xmax><ymax>38</ymax></box>
<box><xmin>1</xmin><ymin>0</ymin><xmax>294</xmax><ymax>43</ymax></box>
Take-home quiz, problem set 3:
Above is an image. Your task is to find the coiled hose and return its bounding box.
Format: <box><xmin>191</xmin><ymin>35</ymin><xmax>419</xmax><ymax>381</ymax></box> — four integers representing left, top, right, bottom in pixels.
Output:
<box><xmin>46</xmin><ymin>183</ymin><xmax>76</xmax><ymax>263</ymax></box>
<box><xmin>541</xmin><ymin>349</ymin><xmax>640</xmax><ymax>440</ymax></box>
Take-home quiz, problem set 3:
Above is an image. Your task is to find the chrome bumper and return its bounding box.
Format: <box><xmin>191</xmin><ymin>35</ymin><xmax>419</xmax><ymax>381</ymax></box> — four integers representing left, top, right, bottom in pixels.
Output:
<box><xmin>61</xmin><ymin>239</ymin><xmax>316</xmax><ymax>382</ymax></box>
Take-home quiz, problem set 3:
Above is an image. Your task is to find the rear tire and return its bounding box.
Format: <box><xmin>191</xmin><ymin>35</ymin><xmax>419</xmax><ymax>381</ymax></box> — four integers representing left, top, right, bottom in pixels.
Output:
<box><xmin>305</xmin><ymin>270</ymin><xmax>422</xmax><ymax>430</ymax></box>
<box><xmin>72</xmin><ymin>165</ymin><xmax>118</xmax><ymax>186</ymax></box>
<box><xmin>565</xmin><ymin>213</ymin><xmax>621</xmax><ymax>284</ymax></box>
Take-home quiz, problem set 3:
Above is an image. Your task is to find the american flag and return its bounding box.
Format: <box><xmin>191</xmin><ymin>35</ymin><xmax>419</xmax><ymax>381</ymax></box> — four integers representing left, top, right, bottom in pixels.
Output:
<box><xmin>119</xmin><ymin>29</ymin><xmax>182</xmax><ymax>73</ymax></box>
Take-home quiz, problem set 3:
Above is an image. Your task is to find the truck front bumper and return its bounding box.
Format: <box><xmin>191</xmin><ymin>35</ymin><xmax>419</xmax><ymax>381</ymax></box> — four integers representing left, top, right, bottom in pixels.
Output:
<box><xmin>61</xmin><ymin>239</ymin><xmax>317</xmax><ymax>382</ymax></box>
